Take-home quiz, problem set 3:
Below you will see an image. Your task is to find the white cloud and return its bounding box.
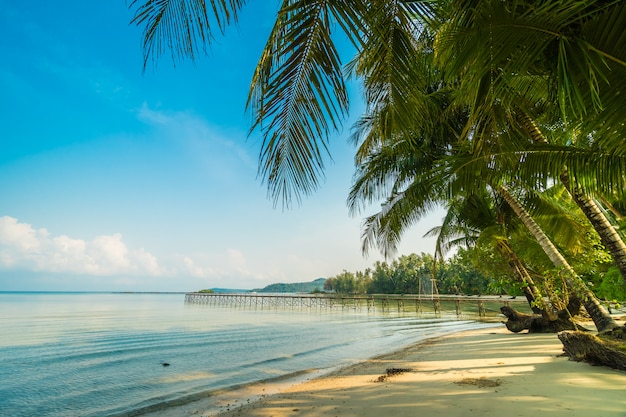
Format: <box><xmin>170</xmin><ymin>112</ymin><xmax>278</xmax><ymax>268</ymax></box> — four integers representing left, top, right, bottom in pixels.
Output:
<box><xmin>0</xmin><ymin>217</ymin><xmax>269</xmax><ymax>289</ymax></box>
<box><xmin>136</xmin><ymin>102</ymin><xmax>172</xmax><ymax>125</ymax></box>
<box><xmin>135</xmin><ymin>102</ymin><xmax>257</xmax><ymax>175</ymax></box>
<box><xmin>183</xmin><ymin>256</ymin><xmax>212</xmax><ymax>278</ymax></box>
<box><xmin>89</xmin><ymin>234</ymin><xmax>131</xmax><ymax>271</ymax></box>
<box><xmin>0</xmin><ymin>216</ymin><xmax>47</xmax><ymax>253</ymax></box>
<box><xmin>0</xmin><ymin>216</ymin><xmax>166</xmax><ymax>276</ymax></box>
<box><xmin>177</xmin><ymin>249</ymin><xmax>269</xmax><ymax>288</ymax></box>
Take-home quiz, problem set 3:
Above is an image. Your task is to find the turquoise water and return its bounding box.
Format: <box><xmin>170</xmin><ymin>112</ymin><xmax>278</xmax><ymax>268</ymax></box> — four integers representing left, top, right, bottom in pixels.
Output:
<box><xmin>0</xmin><ymin>292</ymin><xmax>495</xmax><ymax>417</ymax></box>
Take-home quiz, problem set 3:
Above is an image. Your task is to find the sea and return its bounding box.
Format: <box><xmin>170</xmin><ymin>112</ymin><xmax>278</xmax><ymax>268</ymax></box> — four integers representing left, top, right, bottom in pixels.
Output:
<box><xmin>0</xmin><ymin>292</ymin><xmax>499</xmax><ymax>417</ymax></box>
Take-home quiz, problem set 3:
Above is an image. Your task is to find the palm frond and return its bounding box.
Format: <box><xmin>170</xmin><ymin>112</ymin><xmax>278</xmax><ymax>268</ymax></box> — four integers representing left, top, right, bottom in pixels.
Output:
<box><xmin>520</xmin><ymin>185</ymin><xmax>592</xmax><ymax>252</ymax></box>
<box><xmin>427</xmin><ymin>198</ymin><xmax>479</xmax><ymax>262</ymax></box>
<box><xmin>248</xmin><ymin>0</ymin><xmax>366</xmax><ymax>207</ymax></box>
<box><xmin>355</xmin><ymin>156</ymin><xmax>451</xmax><ymax>257</ymax></box>
<box><xmin>129</xmin><ymin>0</ymin><xmax>245</xmax><ymax>68</ymax></box>
<box><xmin>435</xmin><ymin>0</ymin><xmax>626</xmax><ymax>137</ymax></box>
<box><xmin>352</xmin><ymin>1</ymin><xmax>438</xmax><ymax>150</ymax></box>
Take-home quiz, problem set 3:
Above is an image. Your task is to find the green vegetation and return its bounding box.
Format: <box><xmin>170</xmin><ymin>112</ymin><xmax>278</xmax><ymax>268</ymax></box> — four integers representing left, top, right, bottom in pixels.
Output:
<box><xmin>197</xmin><ymin>289</ymin><xmax>215</xmax><ymax>294</ymax></box>
<box><xmin>325</xmin><ymin>253</ymin><xmax>440</xmax><ymax>295</ymax></box>
<box><xmin>324</xmin><ymin>251</ymin><xmax>512</xmax><ymax>297</ymax></box>
<box><xmin>325</xmin><ymin>248</ymin><xmax>626</xmax><ymax>304</ymax></box>
<box><xmin>594</xmin><ymin>267</ymin><xmax>626</xmax><ymax>302</ymax></box>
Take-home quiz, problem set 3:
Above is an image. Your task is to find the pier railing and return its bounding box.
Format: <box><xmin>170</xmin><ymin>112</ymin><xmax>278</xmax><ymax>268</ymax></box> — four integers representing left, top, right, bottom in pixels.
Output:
<box><xmin>184</xmin><ymin>292</ymin><xmax>531</xmax><ymax>318</ymax></box>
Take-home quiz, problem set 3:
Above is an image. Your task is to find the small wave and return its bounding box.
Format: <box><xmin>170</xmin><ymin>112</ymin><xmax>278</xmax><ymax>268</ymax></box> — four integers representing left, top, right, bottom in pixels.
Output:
<box><xmin>105</xmin><ymin>368</ymin><xmax>319</xmax><ymax>417</ymax></box>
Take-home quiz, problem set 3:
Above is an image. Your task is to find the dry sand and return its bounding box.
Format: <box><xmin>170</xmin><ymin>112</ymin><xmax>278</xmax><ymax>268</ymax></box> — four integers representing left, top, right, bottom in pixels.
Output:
<box><xmin>148</xmin><ymin>326</ymin><xmax>626</xmax><ymax>417</ymax></box>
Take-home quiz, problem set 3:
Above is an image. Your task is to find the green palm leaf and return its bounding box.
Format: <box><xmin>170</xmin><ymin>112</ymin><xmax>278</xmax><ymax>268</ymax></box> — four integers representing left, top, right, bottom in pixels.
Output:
<box><xmin>248</xmin><ymin>0</ymin><xmax>356</xmax><ymax>207</ymax></box>
<box><xmin>129</xmin><ymin>0</ymin><xmax>245</xmax><ymax>68</ymax></box>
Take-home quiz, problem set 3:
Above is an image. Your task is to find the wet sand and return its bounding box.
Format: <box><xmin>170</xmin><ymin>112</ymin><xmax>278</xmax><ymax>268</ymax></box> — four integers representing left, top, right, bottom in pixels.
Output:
<box><xmin>143</xmin><ymin>326</ymin><xmax>626</xmax><ymax>417</ymax></box>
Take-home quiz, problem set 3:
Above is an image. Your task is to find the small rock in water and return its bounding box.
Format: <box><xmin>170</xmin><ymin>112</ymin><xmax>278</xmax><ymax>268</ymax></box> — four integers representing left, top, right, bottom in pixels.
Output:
<box><xmin>162</xmin><ymin>362</ymin><xmax>170</xmax><ymax>367</ymax></box>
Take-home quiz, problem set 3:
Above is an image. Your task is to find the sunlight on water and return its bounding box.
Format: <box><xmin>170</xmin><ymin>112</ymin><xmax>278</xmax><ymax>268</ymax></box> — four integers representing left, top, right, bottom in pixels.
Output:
<box><xmin>157</xmin><ymin>371</ymin><xmax>216</xmax><ymax>383</ymax></box>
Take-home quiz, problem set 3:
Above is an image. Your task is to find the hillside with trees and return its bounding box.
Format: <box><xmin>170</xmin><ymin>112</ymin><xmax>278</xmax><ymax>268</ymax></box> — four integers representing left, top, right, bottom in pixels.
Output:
<box><xmin>254</xmin><ymin>278</ymin><xmax>326</xmax><ymax>293</ymax></box>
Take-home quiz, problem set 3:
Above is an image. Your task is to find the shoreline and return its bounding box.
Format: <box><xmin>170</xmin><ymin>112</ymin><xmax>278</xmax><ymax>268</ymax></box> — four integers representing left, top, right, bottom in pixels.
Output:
<box><xmin>147</xmin><ymin>325</ymin><xmax>626</xmax><ymax>417</ymax></box>
<box><xmin>135</xmin><ymin>322</ymin><xmax>500</xmax><ymax>417</ymax></box>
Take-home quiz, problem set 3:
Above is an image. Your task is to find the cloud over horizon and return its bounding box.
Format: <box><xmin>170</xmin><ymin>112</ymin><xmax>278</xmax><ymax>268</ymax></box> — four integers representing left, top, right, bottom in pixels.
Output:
<box><xmin>0</xmin><ymin>216</ymin><xmax>165</xmax><ymax>276</ymax></box>
<box><xmin>0</xmin><ymin>216</ymin><xmax>272</xmax><ymax>290</ymax></box>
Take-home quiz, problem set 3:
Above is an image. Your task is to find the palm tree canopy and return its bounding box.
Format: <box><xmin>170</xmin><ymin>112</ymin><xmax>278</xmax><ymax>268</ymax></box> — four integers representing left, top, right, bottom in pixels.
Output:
<box><xmin>435</xmin><ymin>0</ymin><xmax>626</xmax><ymax>196</ymax></box>
<box><xmin>129</xmin><ymin>0</ymin><xmax>247</xmax><ymax>67</ymax></box>
<box><xmin>130</xmin><ymin>1</ymin><xmax>626</xmax><ymax>206</ymax></box>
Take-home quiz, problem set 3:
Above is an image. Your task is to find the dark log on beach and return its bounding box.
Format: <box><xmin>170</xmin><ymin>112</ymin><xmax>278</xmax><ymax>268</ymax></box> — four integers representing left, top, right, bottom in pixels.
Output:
<box><xmin>558</xmin><ymin>330</ymin><xmax>626</xmax><ymax>371</ymax></box>
<box><xmin>500</xmin><ymin>297</ymin><xmax>585</xmax><ymax>333</ymax></box>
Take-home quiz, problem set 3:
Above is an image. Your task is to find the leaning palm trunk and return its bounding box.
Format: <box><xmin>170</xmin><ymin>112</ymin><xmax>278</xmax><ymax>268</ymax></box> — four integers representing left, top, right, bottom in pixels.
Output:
<box><xmin>521</xmin><ymin>113</ymin><xmax>626</xmax><ymax>283</ymax></box>
<box><xmin>498</xmin><ymin>185</ymin><xmax>619</xmax><ymax>332</ymax></box>
<box><xmin>497</xmin><ymin>240</ymin><xmax>587</xmax><ymax>333</ymax></box>
<box><xmin>560</xmin><ymin>170</ymin><xmax>626</xmax><ymax>283</ymax></box>
<box><xmin>496</xmin><ymin>240</ymin><xmax>544</xmax><ymax>315</ymax></box>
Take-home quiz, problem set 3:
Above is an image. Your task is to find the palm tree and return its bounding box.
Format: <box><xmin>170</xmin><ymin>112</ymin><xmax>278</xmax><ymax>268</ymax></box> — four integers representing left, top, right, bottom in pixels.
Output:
<box><xmin>348</xmin><ymin>110</ymin><xmax>619</xmax><ymax>331</ymax></box>
<box><xmin>428</xmin><ymin>189</ymin><xmax>613</xmax><ymax>334</ymax></box>
<box><xmin>128</xmin><ymin>0</ymin><xmax>626</xmax><ymax>205</ymax></box>
<box><xmin>426</xmin><ymin>192</ymin><xmax>545</xmax><ymax>314</ymax></box>
<box><xmin>345</xmin><ymin>29</ymin><xmax>616</xmax><ymax>327</ymax></box>
<box><xmin>345</xmin><ymin>25</ymin><xmax>618</xmax><ymax>329</ymax></box>
<box><xmin>349</xmin><ymin>132</ymin><xmax>618</xmax><ymax>330</ymax></box>
<box><xmin>128</xmin><ymin>1</ymin><xmax>625</xmax><ymax>331</ymax></box>
<box><xmin>523</xmin><ymin>115</ymin><xmax>626</xmax><ymax>283</ymax></box>
<box><xmin>434</xmin><ymin>0</ymin><xmax>626</xmax><ymax>281</ymax></box>
<box><xmin>499</xmin><ymin>185</ymin><xmax>619</xmax><ymax>331</ymax></box>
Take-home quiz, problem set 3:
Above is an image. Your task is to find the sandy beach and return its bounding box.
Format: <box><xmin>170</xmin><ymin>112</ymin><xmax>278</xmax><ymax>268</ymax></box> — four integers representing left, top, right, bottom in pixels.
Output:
<box><xmin>155</xmin><ymin>325</ymin><xmax>626</xmax><ymax>417</ymax></box>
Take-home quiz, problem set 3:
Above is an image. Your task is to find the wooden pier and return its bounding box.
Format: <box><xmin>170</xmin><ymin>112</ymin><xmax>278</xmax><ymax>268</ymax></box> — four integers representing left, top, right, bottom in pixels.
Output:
<box><xmin>184</xmin><ymin>292</ymin><xmax>530</xmax><ymax>318</ymax></box>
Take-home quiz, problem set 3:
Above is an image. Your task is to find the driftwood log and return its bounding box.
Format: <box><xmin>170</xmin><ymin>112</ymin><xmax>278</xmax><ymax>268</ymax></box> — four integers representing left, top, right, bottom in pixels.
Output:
<box><xmin>558</xmin><ymin>330</ymin><xmax>626</xmax><ymax>371</ymax></box>
<box><xmin>500</xmin><ymin>297</ymin><xmax>586</xmax><ymax>333</ymax></box>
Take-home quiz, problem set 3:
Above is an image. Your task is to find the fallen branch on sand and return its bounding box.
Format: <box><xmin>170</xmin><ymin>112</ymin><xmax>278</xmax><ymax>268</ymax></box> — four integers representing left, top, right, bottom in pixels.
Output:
<box><xmin>558</xmin><ymin>330</ymin><xmax>626</xmax><ymax>371</ymax></box>
<box><xmin>500</xmin><ymin>297</ymin><xmax>587</xmax><ymax>333</ymax></box>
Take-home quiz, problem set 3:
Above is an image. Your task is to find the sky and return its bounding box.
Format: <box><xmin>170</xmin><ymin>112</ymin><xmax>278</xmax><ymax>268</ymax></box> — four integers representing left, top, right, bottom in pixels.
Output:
<box><xmin>0</xmin><ymin>1</ymin><xmax>443</xmax><ymax>292</ymax></box>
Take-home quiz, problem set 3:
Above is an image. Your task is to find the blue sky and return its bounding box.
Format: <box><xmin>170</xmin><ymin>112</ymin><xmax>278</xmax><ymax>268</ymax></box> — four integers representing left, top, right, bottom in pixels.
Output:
<box><xmin>0</xmin><ymin>1</ymin><xmax>441</xmax><ymax>292</ymax></box>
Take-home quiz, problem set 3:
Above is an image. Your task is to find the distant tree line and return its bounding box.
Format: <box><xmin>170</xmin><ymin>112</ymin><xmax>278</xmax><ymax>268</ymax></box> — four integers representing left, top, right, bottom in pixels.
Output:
<box><xmin>324</xmin><ymin>249</ymin><xmax>626</xmax><ymax>301</ymax></box>
<box><xmin>324</xmin><ymin>252</ymin><xmax>490</xmax><ymax>296</ymax></box>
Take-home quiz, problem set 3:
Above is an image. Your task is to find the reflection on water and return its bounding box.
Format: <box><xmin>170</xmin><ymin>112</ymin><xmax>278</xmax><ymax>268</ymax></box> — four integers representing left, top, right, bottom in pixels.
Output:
<box><xmin>157</xmin><ymin>371</ymin><xmax>216</xmax><ymax>383</ymax></box>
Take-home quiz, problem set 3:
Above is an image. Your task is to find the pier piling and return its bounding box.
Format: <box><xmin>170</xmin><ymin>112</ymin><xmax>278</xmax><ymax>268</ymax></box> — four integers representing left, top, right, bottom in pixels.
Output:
<box><xmin>184</xmin><ymin>293</ymin><xmax>530</xmax><ymax>318</ymax></box>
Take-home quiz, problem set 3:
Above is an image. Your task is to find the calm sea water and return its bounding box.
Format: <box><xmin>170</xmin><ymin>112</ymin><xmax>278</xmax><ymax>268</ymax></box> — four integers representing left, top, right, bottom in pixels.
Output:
<box><xmin>0</xmin><ymin>292</ymin><xmax>496</xmax><ymax>417</ymax></box>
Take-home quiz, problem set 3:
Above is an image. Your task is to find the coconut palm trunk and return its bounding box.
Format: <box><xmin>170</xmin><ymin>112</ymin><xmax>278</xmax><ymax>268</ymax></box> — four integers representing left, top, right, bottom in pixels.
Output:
<box><xmin>559</xmin><ymin>170</ymin><xmax>626</xmax><ymax>282</ymax></box>
<box><xmin>498</xmin><ymin>185</ymin><xmax>619</xmax><ymax>332</ymax></box>
<box><xmin>521</xmin><ymin>113</ymin><xmax>626</xmax><ymax>283</ymax></box>
<box><xmin>496</xmin><ymin>240</ymin><xmax>545</xmax><ymax>315</ymax></box>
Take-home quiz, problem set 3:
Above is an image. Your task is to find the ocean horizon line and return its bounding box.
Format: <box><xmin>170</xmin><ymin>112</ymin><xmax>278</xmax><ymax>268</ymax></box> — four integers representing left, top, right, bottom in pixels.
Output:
<box><xmin>0</xmin><ymin>290</ymin><xmax>189</xmax><ymax>295</ymax></box>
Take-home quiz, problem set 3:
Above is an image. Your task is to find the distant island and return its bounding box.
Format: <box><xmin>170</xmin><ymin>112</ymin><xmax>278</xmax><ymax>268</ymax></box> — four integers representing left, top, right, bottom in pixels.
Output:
<box><xmin>198</xmin><ymin>278</ymin><xmax>326</xmax><ymax>294</ymax></box>
<box><xmin>253</xmin><ymin>278</ymin><xmax>326</xmax><ymax>293</ymax></box>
